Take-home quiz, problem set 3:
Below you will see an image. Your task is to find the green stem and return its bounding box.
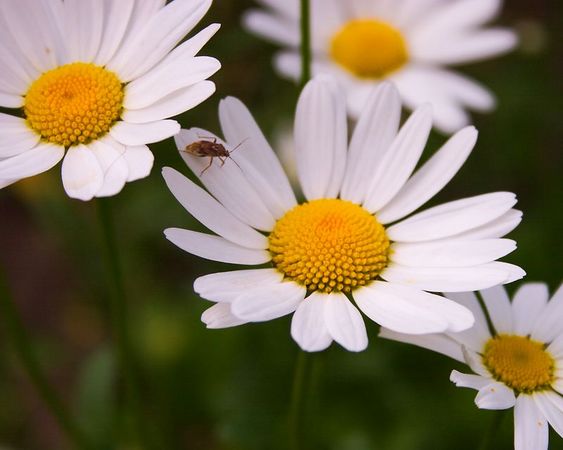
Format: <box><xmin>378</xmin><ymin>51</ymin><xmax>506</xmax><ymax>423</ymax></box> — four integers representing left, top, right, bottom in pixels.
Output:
<box><xmin>0</xmin><ymin>267</ymin><xmax>93</xmax><ymax>450</ymax></box>
<box><xmin>97</xmin><ymin>198</ymin><xmax>146</xmax><ymax>448</ymax></box>
<box><xmin>288</xmin><ymin>350</ymin><xmax>311</xmax><ymax>450</ymax></box>
<box><xmin>300</xmin><ymin>0</ymin><xmax>311</xmax><ymax>87</ymax></box>
<box><xmin>478</xmin><ymin>410</ymin><xmax>507</xmax><ymax>450</ymax></box>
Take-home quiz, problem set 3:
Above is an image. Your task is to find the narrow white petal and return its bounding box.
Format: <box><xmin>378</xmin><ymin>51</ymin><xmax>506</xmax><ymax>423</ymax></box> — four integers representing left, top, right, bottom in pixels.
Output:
<box><xmin>110</xmin><ymin>120</ymin><xmax>180</xmax><ymax>146</ymax></box>
<box><xmin>89</xmin><ymin>138</ymin><xmax>129</xmax><ymax>198</ymax></box>
<box><xmin>533</xmin><ymin>392</ymin><xmax>563</xmax><ymax>437</ymax></box>
<box><xmin>380</xmin><ymin>329</ymin><xmax>464</xmax><ymax>362</ymax></box>
<box><xmin>291</xmin><ymin>293</ymin><xmax>333</xmax><ymax>352</ymax></box>
<box><xmin>450</xmin><ymin>370</ymin><xmax>491</xmax><ymax>390</ymax></box>
<box><xmin>242</xmin><ymin>10</ymin><xmax>300</xmax><ymax>47</ymax></box>
<box><xmin>0</xmin><ymin>114</ymin><xmax>41</xmax><ymax>158</ymax></box>
<box><xmin>162</xmin><ymin>23</ymin><xmax>221</xmax><ymax>61</ymax></box>
<box><xmin>194</xmin><ymin>269</ymin><xmax>284</xmax><ymax>303</ymax></box>
<box><xmin>462</xmin><ymin>346</ymin><xmax>489</xmax><ymax>377</ymax></box>
<box><xmin>201</xmin><ymin>303</ymin><xmax>247</xmax><ymax>329</ymax></box>
<box><xmin>231</xmin><ymin>281</ymin><xmax>306</xmax><ymax>322</ymax></box>
<box><xmin>445</xmin><ymin>291</ymin><xmax>491</xmax><ymax>353</ymax></box>
<box><xmin>547</xmin><ymin>335</ymin><xmax>563</xmax><ymax>360</ymax></box>
<box><xmin>532</xmin><ymin>284</ymin><xmax>563</xmax><ymax>343</ymax></box>
<box><xmin>122</xmin><ymin>145</ymin><xmax>154</xmax><ymax>182</ymax></box>
<box><xmin>448</xmin><ymin>209</ymin><xmax>522</xmax><ymax>240</ymax></box>
<box><xmin>164</xmin><ymin>228</ymin><xmax>271</xmax><ymax>265</ymax></box>
<box><xmin>514</xmin><ymin>396</ymin><xmax>549</xmax><ymax>450</ymax></box>
<box><xmin>0</xmin><ymin>143</ymin><xmax>64</xmax><ymax>181</ymax></box>
<box><xmin>377</xmin><ymin>126</ymin><xmax>478</xmax><ymax>224</ymax></box>
<box><xmin>390</xmin><ymin>239</ymin><xmax>516</xmax><ymax>268</ymax></box>
<box><xmin>480</xmin><ymin>285</ymin><xmax>513</xmax><ymax>334</ymax></box>
<box><xmin>363</xmin><ymin>105</ymin><xmax>433</xmax><ymax>213</ymax></box>
<box><xmin>387</xmin><ymin>192</ymin><xmax>517</xmax><ymax>242</ymax></box>
<box><xmin>162</xmin><ymin>167</ymin><xmax>267</xmax><ymax>249</ymax></box>
<box><xmin>61</xmin><ymin>145</ymin><xmax>104</xmax><ymax>201</ymax></box>
<box><xmin>0</xmin><ymin>92</ymin><xmax>23</xmax><ymax>108</ymax></box>
<box><xmin>511</xmin><ymin>283</ymin><xmax>549</xmax><ymax>336</ymax></box>
<box><xmin>65</xmin><ymin>0</ymin><xmax>104</xmax><ymax>62</ymax></box>
<box><xmin>324</xmin><ymin>293</ymin><xmax>368</xmax><ymax>352</ymax></box>
<box><xmin>94</xmin><ymin>0</ymin><xmax>135</xmax><ymax>66</ymax></box>
<box><xmin>341</xmin><ymin>82</ymin><xmax>401</xmax><ymax>204</ymax></box>
<box><xmin>218</xmin><ymin>96</ymin><xmax>296</xmax><ymax>217</ymax></box>
<box><xmin>475</xmin><ymin>382</ymin><xmax>516</xmax><ymax>410</ymax></box>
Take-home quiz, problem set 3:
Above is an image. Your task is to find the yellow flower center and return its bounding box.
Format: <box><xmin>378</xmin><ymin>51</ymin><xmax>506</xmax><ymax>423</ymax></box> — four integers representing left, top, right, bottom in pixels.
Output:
<box><xmin>24</xmin><ymin>62</ymin><xmax>124</xmax><ymax>147</ymax></box>
<box><xmin>269</xmin><ymin>199</ymin><xmax>390</xmax><ymax>293</ymax></box>
<box><xmin>330</xmin><ymin>19</ymin><xmax>408</xmax><ymax>79</ymax></box>
<box><xmin>482</xmin><ymin>335</ymin><xmax>556</xmax><ymax>394</ymax></box>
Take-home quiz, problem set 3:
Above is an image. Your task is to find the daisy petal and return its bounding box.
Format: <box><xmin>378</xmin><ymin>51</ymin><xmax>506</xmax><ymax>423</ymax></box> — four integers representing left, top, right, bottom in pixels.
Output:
<box><xmin>547</xmin><ymin>335</ymin><xmax>563</xmax><ymax>360</ymax></box>
<box><xmin>163</xmin><ymin>23</ymin><xmax>221</xmax><ymax>62</ymax></box>
<box><xmin>291</xmin><ymin>293</ymin><xmax>333</xmax><ymax>352</ymax></box>
<box><xmin>201</xmin><ymin>303</ymin><xmax>247</xmax><ymax>329</ymax></box>
<box><xmin>0</xmin><ymin>114</ymin><xmax>41</xmax><ymax>158</ymax></box>
<box><xmin>377</xmin><ymin>126</ymin><xmax>478</xmax><ymax>224</ymax></box>
<box><xmin>324</xmin><ymin>293</ymin><xmax>368</xmax><ymax>352</ymax></box>
<box><xmin>475</xmin><ymin>382</ymin><xmax>516</xmax><ymax>410</ymax></box>
<box><xmin>532</xmin><ymin>284</ymin><xmax>563</xmax><ymax>343</ymax></box>
<box><xmin>450</xmin><ymin>370</ymin><xmax>491</xmax><ymax>390</ymax></box>
<box><xmin>386</xmin><ymin>192</ymin><xmax>517</xmax><ymax>242</ymax></box>
<box><xmin>194</xmin><ymin>269</ymin><xmax>283</xmax><ymax>303</ymax></box>
<box><xmin>462</xmin><ymin>346</ymin><xmax>489</xmax><ymax>376</ymax></box>
<box><xmin>380</xmin><ymin>329</ymin><xmax>464</xmax><ymax>362</ymax></box>
<box><xmin>341</xmin><ymin>82</ymin><xmax>401</xmax><ymax>204</ymax></box>
<box><xmin>0</xmin><ymin>143</ymin><xmax>64</xmax><ymax>181</ymax></box>
<box><xmin>89</xmin><ymin>139</ymin><xmax>129</xmax><ymax>198</ymax></box>
<box><xmin>0</xmin><ymin>92</ymin><xmax>23</xmax><ymax>108</ymax></box>
<box><xmin>122</xmin><ymin>145</ymin><xmax>154</xmax><ymax>182</ymax></box>
<box><xmin>514</xmin><ymin>395</ymin><xmax>549</xmax><ymax>450</ymax></box>
<box><xmin>65</xmin><ymin>0</ymin><xmax>104</xmax><ymax>62</ymax></box>
<box><xmin>448</xmin><ymin>209</ymin><xmax>523</xmax><ymax>240</ymax></box>
<box><xmin>110</xmin><ymin>120</ymin><xmax>180</xmax><ymax>146</ymax></box>
<box><xmin>164</xmin><ymin>228</ymin><xmax>271</xmax><ymax>265</ymax></box>
<box><xmin>363</xmin><ymin>105</ymin><xmax>433</xmax><ymax>213</ymax></box>
<box><xmin>511</xmin><ymin>283</ymin><xmax>549</xmax><ymax>336</ymax></box>
<box><xmin>61</xmin><ymin>145</ymin><xmax>104</xmax><ymax>201</ymax></box>
<box><xmin>480</xmin><ymin>285</ymin><xmax>513</xmax><ymax>334</ymax></box>
<box><xmin>231</xmin><ymin>281</ymin><xmax>306</xmax><ymax>322</ymax></box>
<box><xmin>94</xmin><ymin>0</ymin><xmax>135</xmax><ymax>66</ymax></box>
<box><xmin>444</xmin><ymin>292</ymin><xmax>491</xmax><ymax>352</ymax></box>
<box><xmin>242</xmin><ymin>10</ymin><xmax>300</xmax><ymax>47</ymax></box>
<box><xmin>533</xmin><ymin>392</ymin><xmax>563</xmax><ymax>437</ymax></box>
<box><xmin>162</xmin><ymin>167</ymin><xmax>267</xmax><ymax>249</ymax></box>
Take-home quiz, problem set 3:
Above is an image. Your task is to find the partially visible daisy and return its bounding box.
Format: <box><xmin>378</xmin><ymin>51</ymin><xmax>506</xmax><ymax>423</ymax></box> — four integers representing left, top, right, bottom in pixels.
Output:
<box><xmin>0</xmin><ymin>0</ymin><xmax>220</xmax><ymax>200</ymax></box>
<box><xmin>243</xmin><ymin>0</ymin><xmax>517</xmax><ymax>133</ymax></box>
<box><xmin>380</xmin><ymin>283</ymin><xmax>563</xmax><ymax>450</ymax></box>
<box><xmin>163</xmin><ymin>76</ymin><xmax>524</xmax><ymax>352</ymax></box>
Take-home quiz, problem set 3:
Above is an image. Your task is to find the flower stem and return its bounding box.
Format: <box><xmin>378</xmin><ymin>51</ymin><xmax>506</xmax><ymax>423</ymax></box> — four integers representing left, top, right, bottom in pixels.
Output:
<box><xmin>478</xmin><ymin>409</ymin><xmax>507</xmax><ymax>450</ymax></box>
<box><xmin>0</xmin><ymin>266</ymin><xmax>93</xmax><ymax>450</ymax></box>
<box><xmin>300</xmin><ymin>0</ymin><xmax>311</xmax><ymax>87</ymax></box>
<box><xmin>97</xmin><ymin>198</ymin><xmax>147</xmax><ymax>448</ymax></box>
<box><xmin>288</xmin><ymin>350</ymin><xmax>312</xmax><ymax>450</ymax></box>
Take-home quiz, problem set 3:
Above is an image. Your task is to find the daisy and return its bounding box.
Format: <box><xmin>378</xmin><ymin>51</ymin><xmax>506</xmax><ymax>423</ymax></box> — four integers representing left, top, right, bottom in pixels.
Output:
<box><xmin>243</xmin><ymin>0</ymin><xmax>517</xmax><ymax>134</ymax></box>
<box><xmin>380</xmin><ymin>283</ymin><xmax>563</xmax><ymax>450</ymax></box>
<box><xmin>0</xmin><ymin>0</ymin><xmax>220</xmax><ymax>200</ymax></box>
<box><xmin>163</xmin><ymin>76</ymin><xmax>524</xmax><ymax>352</ymax></box>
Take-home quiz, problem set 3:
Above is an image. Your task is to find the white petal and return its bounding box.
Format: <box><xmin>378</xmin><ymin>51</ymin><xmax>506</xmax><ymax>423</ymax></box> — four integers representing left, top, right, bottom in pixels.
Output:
<box><xmin>231</xmin><ymin>281</ymin><xmax>306</xmax><ymax>322</ymax></box>
<box><xmin>94</xmin><ymin>0</ymin><xmax>135</xmax><ymax>66</ymax></box>
<box><xmin>380</xmin><ymin>263</ymin><xmax>513</xmax><ymax>293</ymax></box>
<box><xmin>444</xmin><ymin>292</ymin><xmax>491</xmax><ymax>353</ymax></box>
<box><xmin>65</xmin><ymin>0</ymin><xmax>104</xmax><ymax>62</ymax></box>
<box><xmin>175</xmin><ymin>129</ymin><xmax>275</xmax><ymax>231</ymax></box>
<box><xmin>448</xmin><ymin>209</ymin><xmax>522</xmax><ymax>240</ymax></box>
<box><xmin>511</xmin><ymin>283</ymin><xmax>549</xmax><ymax>336</ymax></box>
<box><xmin>363</xmin><ymin>105</ymin><xmax>433</xmax><ymax>213</ymax></box>
<box><xmin>242</xmin><ymin>10</ymin><xmax>300</xmax><ymax>47</ymax></box>
<box><xmin>341</xmin><ymin>82</ymin><xmax>401</xmax><ymax>204</ymax></box>
<box><xmin>0</xmin><ymin>92</ymin><xmax>23</xmax><ymax>108</ymax></box>
<box><xmin>122</xmin><ymin>145</ymin><xmax>154</xmax><ymax>182</ymax></box>
<box><xmin>162</xmin><ymin>23</ymin><xmax>221</xmax><ymax>61</ymax></box>
<box><xmin>89</xmin><ymin>138</ymin><xmax>129</xmax><ymax>198</ymax></box>
<box><xmin>218</xmin><ymin>96</ymin><xmax>296</xmax><ymax>217</ymax></box>
<box><xmin>514</xmin><ymin>395</ymin><xmax>549</xmax><ymax>450</ymax></box>
<box><xmin>390</xmin><ymin>239</ymin><xmax>516</xmax><ymax>268</ymax></box>
<box><xmin>386</xmin><ymin>192</ymin><xmax>517</xmax><ymax>242</ymax></box>
<box><xmin>110</xmin><ymin>120</ymin><xmax>180</xmax><ymax>146</ymax></box>
<box><xmin>0</xmin><ymin>114</ymin><xmax>41</xmax><ymax>158</ymax></box>
<box><xmin>450</xmin><ymin>370</ymin><xmax>491</xmax><ymax>390</ymax></box>
<box><xmin>353</xmin><ymin>281</ymin><xmax>474</xmax><ymax>334</ymax></box>
<box><xmin>475</xmin><ymin>382</ymin><xmax>516</xmax><ymax>410</ymax></box>
<box><xmin>380</xmin><ymin>329</ymin><xmax>464</xmax><ymax>362</ymax></box>
<box><xmin>61</xmin><ymin>145</ymin><xmax>104</xmax><ymax>201</ymax></box>
<box><xmin>164</xmin><ymin>228</ymin><xmax>271</xmax><ymax>265</ymax></box>
<box><xmin>532</xmin><ymin>284</ymin><xmax>563</xmax><ymax>343</ymax></box>
<box><xmin>480</xmin><ymin>285</ymin><xmax>513</xmax><ymax>334</ymax></box>
<box><xmin>162</xmin><ymin>167</ymin><xmax>267</xmax><ymax>249</ymax></box>
<box><xmin>533</xmin><ymin>392</ymin><xmax>563</xmax><ymax>438</ymax></box>
<box><xmin>201</xmin><ymin>303</ymin><xmax>247</xmax><ymax>329</ymax></box>
<box><xmin>377</xmin><ymin>126</ymin><xmax>478</xmax><ymax>223</ymax></box>
<box><xmin>462</xmin><ymin>346</ymin><xmax>489</xmax><ymax>377</ymax></box>
<box><xmin>291</xmin><ymin>293</ymin><xmax>333</xmax><ymax>352</ymax></box>
<box><xmin>0</xmin><ymin>143</ymin><xmax>64</xmax><ymax>181</ymax></box>
<box><xmin>294</xmin><ymin>76</ymin><xmax>347</xmax><ymax>200</ymax></box>
<box><xmin>123</xmin><ymin>81</ymin><xmax>216</xmax><ymax>123</ymax></box>
<box><xmin>194</xmin><ymin>269</ymin><xmax>284</xmax><ymax>303</ymax></box>
<box><xmin>324</xmin><ymin>293</ymin><xmax>368</xmax><ymax>352</ymax></box>
<box><xmin>547</xmin><ymin>335</ymin><xmax>563</xmax><ymax>360</ymax></box>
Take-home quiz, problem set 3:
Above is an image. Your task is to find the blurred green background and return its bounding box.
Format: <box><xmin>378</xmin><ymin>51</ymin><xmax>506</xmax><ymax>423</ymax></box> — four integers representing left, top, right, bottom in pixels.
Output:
<box><xmin>0</xmin><ymin>1</ymin><xmax>562</xmax><ymax>449</ymax></box>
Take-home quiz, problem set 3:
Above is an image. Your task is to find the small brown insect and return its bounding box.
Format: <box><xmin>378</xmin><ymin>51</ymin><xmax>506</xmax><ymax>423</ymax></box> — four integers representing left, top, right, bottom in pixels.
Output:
<box><xmin>183</xmin><ymin>137</ymin><xmax>246</xmax><ymax>175</ymax></box>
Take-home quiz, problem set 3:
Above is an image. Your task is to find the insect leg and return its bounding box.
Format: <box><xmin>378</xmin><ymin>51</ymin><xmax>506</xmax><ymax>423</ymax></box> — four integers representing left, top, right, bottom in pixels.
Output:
<box><xmin>200</xmin><ymin>157</ymin><xmax>214</xmax><ymax>176</ymax></box>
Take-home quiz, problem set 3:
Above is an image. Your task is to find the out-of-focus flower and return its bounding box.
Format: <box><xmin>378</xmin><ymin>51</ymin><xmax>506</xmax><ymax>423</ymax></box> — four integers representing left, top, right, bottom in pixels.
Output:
<box><xmin>381</xmin><ymin>282</ymin><xmax>563</xmax><ymax>450</ymax></box>
<box><xmin>244</xmin><ymin>0</ymin><xmax>517</xmax><ymax>134</ymax></box>
<box><xmin>0</xmin><ymin>0</ymin><xmax>220</xmax><ymax>200</ymax></box>
<box><xmin>163</xmin><ymin>76</ymin><xmax>523</xmax><ymax>352</ymax></box>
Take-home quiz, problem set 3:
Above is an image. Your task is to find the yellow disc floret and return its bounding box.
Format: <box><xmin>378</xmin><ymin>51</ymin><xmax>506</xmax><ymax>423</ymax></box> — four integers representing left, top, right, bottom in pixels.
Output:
<box><xmin>482</xmin><ymin>335</ymin><xmax>556</xmax><ymax>393</ymax></box>
<box><xmin>330</xmin><ymin>19</ymin><xmax>408</xmax><ymax>79</ymax></box>
<box><xmin>269</xmin><ymin>199</ymin><xmax>390</xmax><ymax>293</ymax></box>
<box><xmin>24</xmin><ymin>62</ymin><xmax>124</xmax><ymax>147</ymax></box>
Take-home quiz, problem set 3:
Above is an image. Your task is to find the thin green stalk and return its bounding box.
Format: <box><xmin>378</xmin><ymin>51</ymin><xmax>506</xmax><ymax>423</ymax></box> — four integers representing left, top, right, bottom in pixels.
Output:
<box><xmin>0</xmin><ymin>267</ymin><xmax>93</xmax><ymax>450</ymax></box>
<box><xmin>478</xmin><ymin>409</ymin><xmax>507</xmax><ymax>450</ymax></box>
<box><xmin>300</xmin><ymin>0</ymin><xmax>311</xmax><ymax>87</ymax></box>
<box><xmin>288</xmin><ymin>350</ymin><xmax>311</xmax><ymax>450</ymax></box>
<box><xmin>97</xmin><ymin>198</ymin><xmax>146</xmax><ymax>448</ymax></box>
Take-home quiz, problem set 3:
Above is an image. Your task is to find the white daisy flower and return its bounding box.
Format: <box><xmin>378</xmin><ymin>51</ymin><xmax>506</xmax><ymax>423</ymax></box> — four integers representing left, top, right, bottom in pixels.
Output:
<box><xmin>163</xmin><ymin>76</ymin><xmax>524</xmax><ymax>352</ymax></box>
<box><xmin>0</xmin><ymin>0</ymin><xmax>220</xmax><ymax>200</ymax></box>
<box><xmin>243</xmin><ymin>0</ymin><xmax>517</xmax><ymax>134</ymax></box>
<box><xmin>380</xmin><ymin>282</ymin><xmax>563</xmax><ymax>450</ymax></box>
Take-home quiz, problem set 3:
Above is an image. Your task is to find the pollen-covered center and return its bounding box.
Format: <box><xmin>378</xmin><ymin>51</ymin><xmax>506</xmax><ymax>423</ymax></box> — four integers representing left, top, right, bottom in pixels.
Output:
<box><xmin>482</xmin><ymin>335</ymin><xmax>556</xmax><ymax>394</ymax></box>
<box><xmin>24</xmin><ymin>62</ymin><xmax>124</xmax><ymax>147</ymax></box>
<box><xmin>269</xmin><ymin>199</ymin><xmax>390</xmax><ymax>293</ymax></box>
<box><xmin>330</xmin><ymin>19</ymin><xmax>408</xmax><ymax>79</ymax></box>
